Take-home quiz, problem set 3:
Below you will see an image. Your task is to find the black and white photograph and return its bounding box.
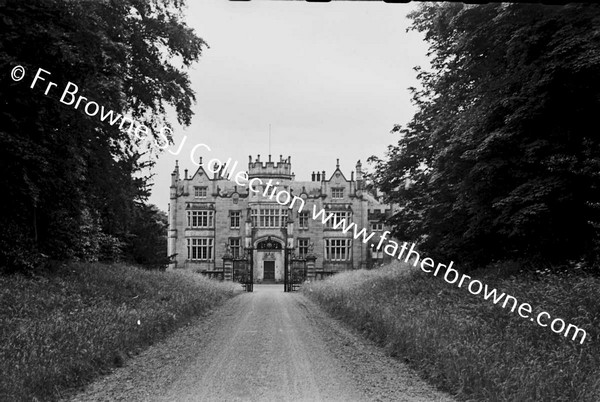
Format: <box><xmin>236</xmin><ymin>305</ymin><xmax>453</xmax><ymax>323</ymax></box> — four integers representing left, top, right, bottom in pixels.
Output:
<box><xmin>1</xmin><ymin>1</ymin><xmax>599</xmax><ymax>401</ymax></box>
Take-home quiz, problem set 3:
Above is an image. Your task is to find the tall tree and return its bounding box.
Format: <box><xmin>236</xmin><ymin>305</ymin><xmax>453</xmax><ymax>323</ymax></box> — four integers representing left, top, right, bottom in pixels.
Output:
<box><xmin>370</xmin><ymin>4</ymin><xmax>600</xmax><ymax>268</ymax></box>
<box><xmin>122</xmin><ymin>204</ymin><xmax>170</xmax><ymax>270</ymax></box>
<box><xmin>0</xmin><ymin>0</ymin><xmax>205</xmax><ymax>271</ymax></box>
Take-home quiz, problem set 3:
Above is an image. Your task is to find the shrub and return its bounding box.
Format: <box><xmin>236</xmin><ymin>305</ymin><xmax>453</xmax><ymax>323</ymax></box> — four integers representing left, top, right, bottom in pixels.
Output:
<box><xmin>0</xmin><ymin>223</ymin><xmax>46</xmax><ymax>274</ymax></box>
<box><xmin>97</xmin><ymin>232</ymin><xmax>123</xmax><ymax>263</ymax></box>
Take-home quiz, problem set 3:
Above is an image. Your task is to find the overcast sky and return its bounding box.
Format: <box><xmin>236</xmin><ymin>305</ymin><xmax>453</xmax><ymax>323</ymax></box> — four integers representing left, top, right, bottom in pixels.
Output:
<box><xmin>147</xmin><ymin>0</ymin><xmax>430</xmax><ymax>211</ymax></box>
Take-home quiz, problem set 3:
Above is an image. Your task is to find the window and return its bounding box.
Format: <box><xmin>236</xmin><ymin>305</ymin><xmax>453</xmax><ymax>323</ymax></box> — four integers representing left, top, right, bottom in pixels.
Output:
<box><xmin>331</xmin><ymin>188</ymin><xmax>344</xmax><ymax>199</ymax></box>
<box><xmin>187</xmin><ymin>238</ymin><xmax>214</xmax><ymax>261</ymax></box>
<box><xmin>298</xmin><ymin>211</ymin><xmax>309</xmax><ymax>229</ymax></box>
<box><xmin>371</xmin><ymin>223</ymin><xmax>384</xmax><ymax>231</ymax></box>
<box><xmin>325</xmin><ymin>239</ymin><xmax>351</xmax><ymax>261</ymax></box>
<box><xmin>251</xmin><ymin>208</ymin><xmax>258</xmax><ymax>227</ymax></box>
<box><xmin>230</xmin><ymin>211</ymin><xmax>241</xmax><ymax>229</ymax></box>
<box><xmin>298</xmin><ymin>238</ymin><xmax>310</xmax><ymax>258</ymax></box>
<box><xmin>325</xmin><ymin>211</ymin><xmax>351</xmax><ymax>229</ymax></box>
<box><xmin>260</xmin><ymin>208</ymin><xmax>279</xmax><ymax>228</ymax></box>
<box><xmin>371</xmin><ymin>243</ymin><xmax>384</xmax><ymax>260</ymax></box>
<box><xmin>194</xmin><ymin>186</ymin><xmax>207</xmax><ymax>198</ymax></box>
<box><xmin>252</xmin><ymin>208</ymin><xmax>288</xmax><ymax>228</ymax></box>
<box><xmin>282</xmin><ymin>211</ymin><xmax>288</xmax><ymax>227</ymax></box>
<box><xmin>187</xmin><ymin>210</ymin><xmax>214</xmax><ymax>228</ymax></box>
<box><xmin>229</xmin><ymin>237</ymin><xmax>242</xmax><ymax>258</ymax></box>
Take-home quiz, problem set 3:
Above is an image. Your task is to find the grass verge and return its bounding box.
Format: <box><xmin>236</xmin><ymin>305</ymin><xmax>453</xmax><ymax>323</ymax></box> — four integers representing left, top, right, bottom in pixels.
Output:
<box><xmin>303</xmin><ymin>261</ymin><xmax>600</xmax><ymax>401</ymax></box>
<box><xmin>0</xmin><ymin>262</ymin><xmax>238</xmax><ymax>401</ymax></box>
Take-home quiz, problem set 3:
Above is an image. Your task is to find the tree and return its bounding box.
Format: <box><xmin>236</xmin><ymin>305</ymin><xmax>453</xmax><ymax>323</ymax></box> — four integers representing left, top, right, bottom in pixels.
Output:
<box><xmin>0</xmin><ymin>0</ymin><xmax>206</xmax><ymax>271</ymax></box>
<box><xmin>122</xmin><ymin>204</ymin><xmax>170</xmax><ymax>270</ymax></box>
<box><xmin>370</xmin><ymin>4</ymin><xmax>600</xmax><ymax>269</ymax></box>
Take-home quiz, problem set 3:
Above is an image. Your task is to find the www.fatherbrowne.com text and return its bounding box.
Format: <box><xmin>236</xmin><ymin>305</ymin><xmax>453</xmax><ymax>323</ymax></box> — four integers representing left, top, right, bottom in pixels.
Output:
<box><xmin>13</xmin><ymin>62</ymin><xmax>586</xmax><ymax>345</ymax></box>
<box><xmin>312</xmin><ymin>206</ymin><xmax>588</xmax><ymax>345</ymax></box>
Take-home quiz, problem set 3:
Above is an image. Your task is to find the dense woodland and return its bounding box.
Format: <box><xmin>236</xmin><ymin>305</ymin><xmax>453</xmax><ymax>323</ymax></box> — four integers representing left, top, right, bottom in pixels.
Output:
<box><xmin>371</xmin><ymin>3</ymin><xmax>600</xmax><ymax>271</ymax></box>
<box><xmin>0</xmin><ymin>0</ymin><xmax>204</xmax><ymax>272</ymax></box>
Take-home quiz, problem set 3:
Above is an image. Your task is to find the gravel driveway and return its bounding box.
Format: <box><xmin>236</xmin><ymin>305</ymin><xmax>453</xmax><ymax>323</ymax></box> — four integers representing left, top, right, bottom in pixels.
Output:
<box><xmin>67</xmin><ymin>285</ymin><xmax>455</xmax><ymax>402</ymax></box>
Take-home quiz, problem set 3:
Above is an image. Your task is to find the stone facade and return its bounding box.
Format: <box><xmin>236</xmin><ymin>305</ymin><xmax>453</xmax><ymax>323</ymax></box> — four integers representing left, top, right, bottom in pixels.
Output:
<box><xmin>167</xmin><ymin>154</ymin><xmax>394</xmax><ymax>282</ymax></box>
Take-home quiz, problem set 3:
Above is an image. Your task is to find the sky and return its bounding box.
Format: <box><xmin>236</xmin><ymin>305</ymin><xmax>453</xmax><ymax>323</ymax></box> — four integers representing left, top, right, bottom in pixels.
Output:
<box><xmin>147</xmin><ymin>0</ymin><xmax>430</xmax><ymax>212</ymax></box>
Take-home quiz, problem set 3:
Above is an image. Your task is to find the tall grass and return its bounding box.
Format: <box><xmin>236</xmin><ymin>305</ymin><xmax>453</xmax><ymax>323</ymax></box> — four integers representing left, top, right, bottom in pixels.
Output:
<box><xmin>0</xmin><ymin>262</ymin><xmax>238</xmax><ymax>401</ymax></box>
<box><xmin>304</xmin><ymin>261</ymin><xmax>600</xmax><ymax>401</ymax></box>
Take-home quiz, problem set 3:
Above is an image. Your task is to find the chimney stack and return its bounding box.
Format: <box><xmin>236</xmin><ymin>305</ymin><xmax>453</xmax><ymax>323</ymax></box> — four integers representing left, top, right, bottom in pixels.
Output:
<box><xmin>356</xmin><ymin>160</ymin><xmax>364</xmax><ymax>190</ymax></box>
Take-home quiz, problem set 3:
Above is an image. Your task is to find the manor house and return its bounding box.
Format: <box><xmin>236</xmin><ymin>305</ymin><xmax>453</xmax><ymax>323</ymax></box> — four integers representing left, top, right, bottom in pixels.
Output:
<box><xmin>167</xmin><ymin>154</ymin><xmax>393</xmax><ymax>282</ymax></box>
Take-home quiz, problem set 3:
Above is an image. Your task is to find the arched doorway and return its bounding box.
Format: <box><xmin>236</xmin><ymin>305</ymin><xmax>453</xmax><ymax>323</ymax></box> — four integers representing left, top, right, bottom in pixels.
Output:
<box><xmin>255</xmin><ymin>236</ymin><xmax>284</xmax><ymax>283</ymax></box>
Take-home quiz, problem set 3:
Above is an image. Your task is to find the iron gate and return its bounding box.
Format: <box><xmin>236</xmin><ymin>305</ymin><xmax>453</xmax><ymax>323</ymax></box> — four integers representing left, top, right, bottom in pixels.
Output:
<box><xmin>284</xmin><ymin>248</ymin><xmax>307</xmax><ymax>292</ymax></box>
<box><xmin>233</xmin><ymin>247</ymin><xmax>253</xmax><ymax>292</ymax></box>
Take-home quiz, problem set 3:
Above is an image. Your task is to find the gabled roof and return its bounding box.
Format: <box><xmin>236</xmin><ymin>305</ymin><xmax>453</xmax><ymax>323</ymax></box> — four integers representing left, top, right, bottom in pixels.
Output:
<box><xmin>328</xmin><ymin>166</ymin><xmax>349</xmax><ymax>182</ymax></box>
<box><xmin>190</xmin><ymin>164</ymin><xmax>213</xmax><ymax>181</ymax></box>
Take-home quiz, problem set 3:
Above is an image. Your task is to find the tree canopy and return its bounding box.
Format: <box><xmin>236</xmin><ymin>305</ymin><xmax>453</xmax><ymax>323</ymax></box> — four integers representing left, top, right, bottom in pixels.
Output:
<box><xmin>0</xmin><ymin>0</ymin><xmax>205</xmax><ymax>271</ymax></box>
<box><xmin>370</xmin><ymin>3</ymin><xmax>600</xmax><ymax>269</ymax></box>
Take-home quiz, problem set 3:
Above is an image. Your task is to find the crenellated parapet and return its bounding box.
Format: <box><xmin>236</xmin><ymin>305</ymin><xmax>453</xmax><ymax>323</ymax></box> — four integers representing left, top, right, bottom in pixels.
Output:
<box><xmin>248</xmin><ymin>154</ymin><xmax>293</xmax><ymax>180</ymax></box>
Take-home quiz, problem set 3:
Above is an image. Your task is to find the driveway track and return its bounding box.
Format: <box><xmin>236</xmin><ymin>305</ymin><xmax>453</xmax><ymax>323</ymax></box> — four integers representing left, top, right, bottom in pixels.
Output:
<box><xmin>68</xmin><ymin>285</ymin><xmax>454</xmax><ymax>402</ymax></box>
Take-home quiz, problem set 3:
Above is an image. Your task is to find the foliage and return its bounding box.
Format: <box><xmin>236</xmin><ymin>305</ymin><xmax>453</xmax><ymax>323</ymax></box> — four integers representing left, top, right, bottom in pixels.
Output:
<box><xmin>122</xmin><ymin>204</ymin><xmax>170</xmax><ymax>269</ymax></box>
<box><xmin>370</xmin><ymin>4</ymin><xmax>600</xmax><ymax>268</ymax></box>
<box><xmin>0</xmin><ymin>262</ymin><xmax>238</xmax><ymax>402</ymax></box>
<box><xmin>0</xmin><ymin>0</ymin><xmax>205</xmax><ymax>272</ymax></box>
<box><xmin>0</xmin><ymin>223</ymin><xmax>47</xmax><ymax>273</ymax></box>
<box><xmin>304</xmin><ymin>261</ymin><xmax>600</xmax><ymax>402</ymax></box>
